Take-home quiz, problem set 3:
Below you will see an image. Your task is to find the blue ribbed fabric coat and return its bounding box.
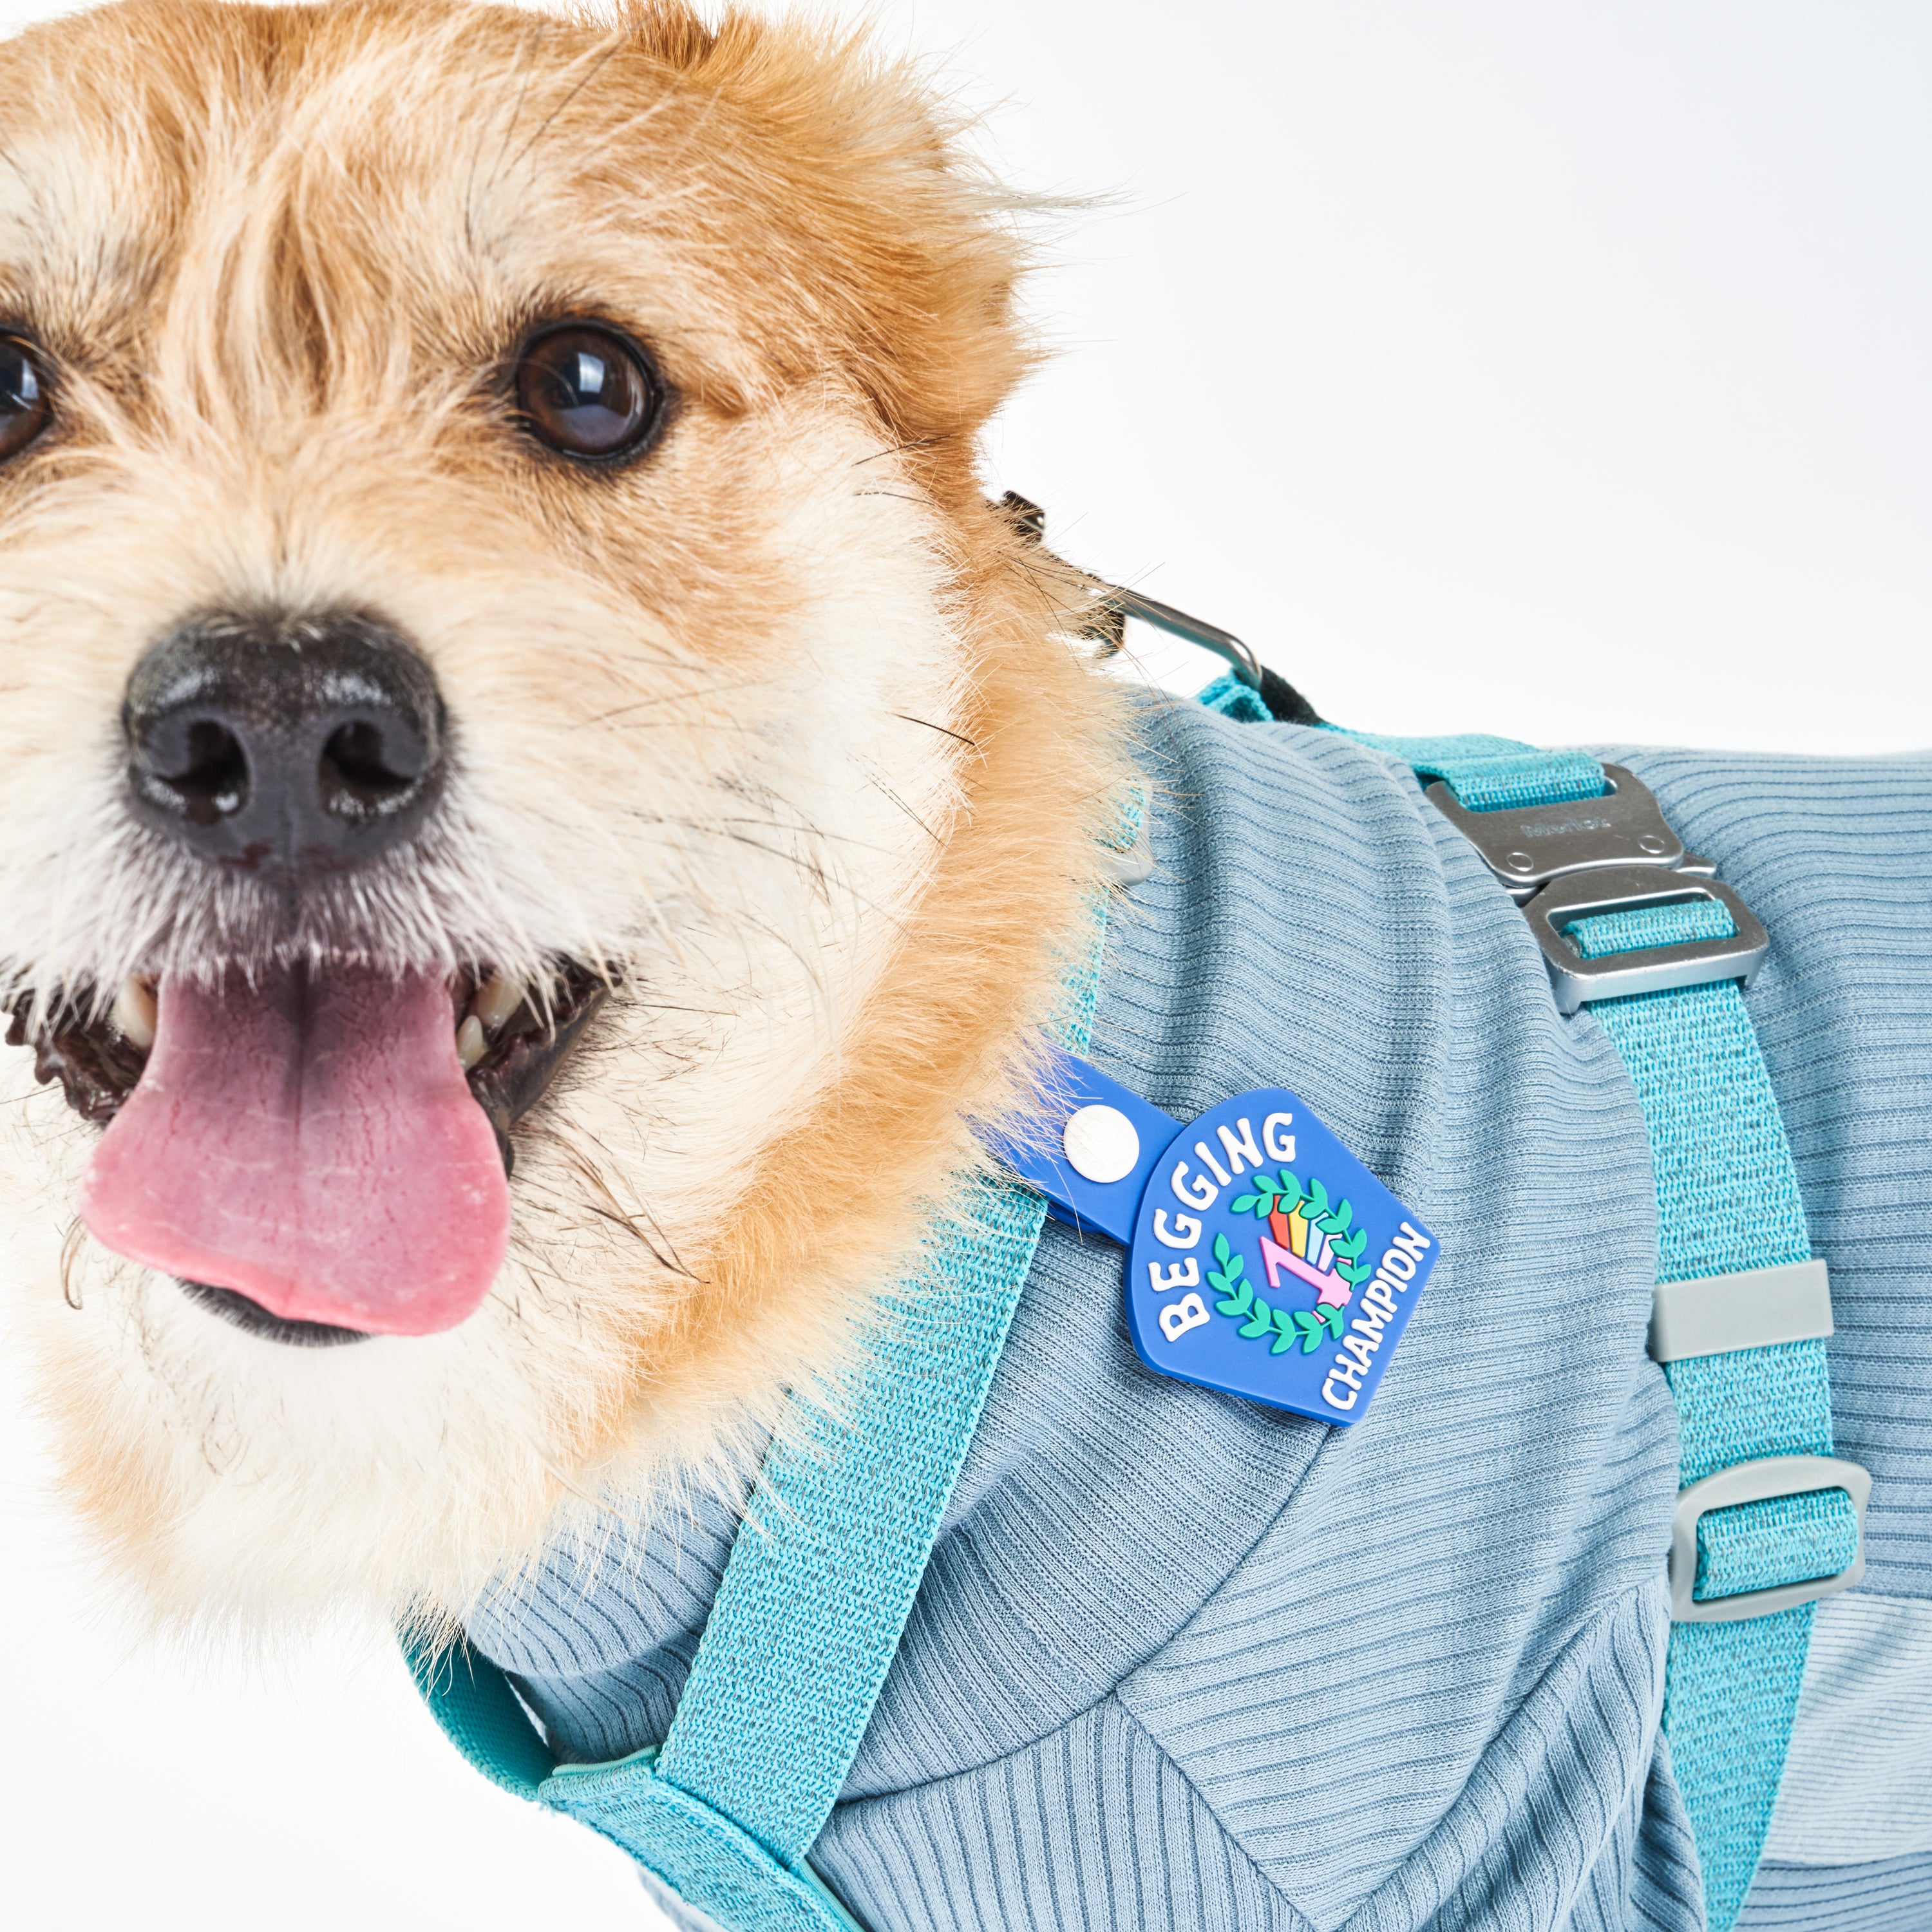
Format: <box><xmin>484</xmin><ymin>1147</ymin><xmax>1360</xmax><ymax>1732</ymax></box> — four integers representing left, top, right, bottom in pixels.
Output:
<box><xmin>464</xmin><ymin>699</ymin><xmax>1932</xmax><ymax>1931</ymax></box>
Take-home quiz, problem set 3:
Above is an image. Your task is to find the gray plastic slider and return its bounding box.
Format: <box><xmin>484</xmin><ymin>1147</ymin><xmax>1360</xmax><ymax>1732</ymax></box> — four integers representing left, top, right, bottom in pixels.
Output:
<box><xmin>1670</xmin><ymin>1452</ymin><xmax>1870</xmax><ymax>1622</ymax></box>
<box><xmin>1648</xmin><ymin>1258</ymin><xmax>1834</xmax><ymax>1364</ymax></box>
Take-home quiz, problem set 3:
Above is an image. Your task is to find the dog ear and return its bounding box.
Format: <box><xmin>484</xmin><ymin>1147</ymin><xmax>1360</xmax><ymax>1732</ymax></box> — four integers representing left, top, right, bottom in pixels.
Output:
<box><xmin>616</xmin><ymin>3</ymin><xmax>1034</xmax><ymax>462</ymax></box>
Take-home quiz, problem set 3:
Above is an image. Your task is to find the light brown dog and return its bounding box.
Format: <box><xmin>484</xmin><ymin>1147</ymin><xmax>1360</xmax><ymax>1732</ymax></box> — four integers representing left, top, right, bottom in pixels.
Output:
<box><xmin>0</xmin><ymin>0</ymin><xmax>1130</xmax><ymax>1631</ymax></box>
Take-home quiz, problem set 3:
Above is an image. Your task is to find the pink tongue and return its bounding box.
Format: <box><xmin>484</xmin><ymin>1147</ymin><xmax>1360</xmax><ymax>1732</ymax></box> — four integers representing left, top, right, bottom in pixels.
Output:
<box><xmin>80</xmin><ymin>966</ymin><xmax>511</xmax><ymax>1335</ymax></box>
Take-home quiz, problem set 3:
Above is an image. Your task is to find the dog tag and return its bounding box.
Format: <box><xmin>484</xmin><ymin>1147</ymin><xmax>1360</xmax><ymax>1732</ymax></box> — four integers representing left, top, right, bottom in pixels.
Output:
<box><xmin>996</xmin><ymin>1046</ymin><xmax>1437</xmax><ymax>1426</ymax></box>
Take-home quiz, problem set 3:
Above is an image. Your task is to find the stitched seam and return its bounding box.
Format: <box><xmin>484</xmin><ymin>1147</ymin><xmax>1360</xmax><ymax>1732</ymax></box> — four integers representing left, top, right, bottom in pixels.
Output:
<box><xmin>1331</xmin><ymin>1578</ymin><xmax>1669</xmax><ymax>1931</ymax></box>
<box><xmin>834</xmin><ymin>1405</ymin><xmax>1332</xmax><ymax>1808</ymax></box>
<box><xmin>1109</xmin><ymin>1698</ymin><xmax>1325</xmax><ymax>1931</ymax></box>
<box><xmin>826</xmin><ymin>1693</ymin><xmax>1321</xmax><ymax>1932</ymax></box>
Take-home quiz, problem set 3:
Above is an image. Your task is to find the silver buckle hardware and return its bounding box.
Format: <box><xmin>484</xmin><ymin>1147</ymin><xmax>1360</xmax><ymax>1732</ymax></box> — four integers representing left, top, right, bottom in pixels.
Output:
<box><xmin>1670</xmin><ymin>1454</ymin><xmax>1871</xmax><ymax>1623</ymax></box>
<box><xmin>1426</xmin><ymin>763</ymin><xmax>1768</xmax><ymax>1014</ymax></box>
<box><xmin>1526</xmin><ymin>868</ymin><xmax>1769</xmax><ymax>1016</ymax></box>
<box><xmin>998</xmin><ymin>492</ymin><xmax>1266</xmax><ymax>691</ymax></box>
<box><xmin>1426</xmin><ymin>762</ymin><xmax>1684</xmax><ymax>902</ymax></box>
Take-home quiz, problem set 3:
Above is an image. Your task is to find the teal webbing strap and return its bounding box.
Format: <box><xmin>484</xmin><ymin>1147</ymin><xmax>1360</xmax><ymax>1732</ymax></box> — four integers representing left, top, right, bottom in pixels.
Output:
<box><xmin>1392</xmin><ymin>735</ymin><xmax>1857</xmax><ymax>1931</ymax></box>
<box><xmin>408</xmin><ymin>901</ymin><xmax>1113</xmax><ymax>1932</ymax></box>
<box><xmin>1193</xmin><ymin>683</ymin><xmax>1606</xmax><ymax>813</ymax></box>
<box><xmin>649</xmin><ymin>1164</ymin><xmax>1067</xmax><ymax>1860</ymax></box>
<box><xmin>1569</xmin><ymin>898</ymin><xmax>1856</xmax><ymax>1931</ymax></box>
<box><xmin>1322</xmin><ymin>728</ymin><xmax>1606</xmax><ymax>813</ymax></box>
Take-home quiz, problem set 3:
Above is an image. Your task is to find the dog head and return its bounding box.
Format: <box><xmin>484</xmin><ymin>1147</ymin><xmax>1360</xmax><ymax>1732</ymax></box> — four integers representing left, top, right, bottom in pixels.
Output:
<box><xmin>0</xmin><ymin>0</ymin><xmax>1126</xmax><ymax>1626</ymax></box>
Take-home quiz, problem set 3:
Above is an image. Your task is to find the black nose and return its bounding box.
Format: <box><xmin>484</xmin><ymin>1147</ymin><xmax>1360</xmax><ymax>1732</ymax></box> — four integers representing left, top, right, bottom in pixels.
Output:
<box><xmin>124</xmin><ymin>611</ymin><xmax>446</xmax><ymax>870</ymax></box>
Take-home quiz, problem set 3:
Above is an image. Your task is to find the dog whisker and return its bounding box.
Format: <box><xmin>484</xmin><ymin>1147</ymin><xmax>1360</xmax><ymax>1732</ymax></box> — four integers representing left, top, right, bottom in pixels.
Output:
<box><xmin>851</xmin><ymin>435</ymin><xmax>950</xmax><ymax>466</ymax></box>
<box><xmin>475</xmin><ymin>12</ymin><xmax>554</xmax><ymax>200</ymax></box>
<box><xmin>507</xmin><ymin>35</ymin><xmax>634</xmax><ymax>178</ymax></box>
<box><xmin>893</xmin><ymin>711</ymin><xmax>978</xmax><ymax>750</ymax></box>
<box><xmin>852</xmin><ymin>489</ymin><xmax>936</xmax><ymax>509</ymax></box>
<box><xmin>866</xmin><ymin>775</ymin><xmax>943</xmax><ymax>844</ymax></box>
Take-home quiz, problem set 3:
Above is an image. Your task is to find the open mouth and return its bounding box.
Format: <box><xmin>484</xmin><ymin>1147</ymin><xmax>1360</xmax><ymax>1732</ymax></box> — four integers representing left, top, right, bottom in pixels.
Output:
<box><xmin>7</xmin><ymin>961</ymin><xmax>607</xmax><ymax>1343</ymax></box>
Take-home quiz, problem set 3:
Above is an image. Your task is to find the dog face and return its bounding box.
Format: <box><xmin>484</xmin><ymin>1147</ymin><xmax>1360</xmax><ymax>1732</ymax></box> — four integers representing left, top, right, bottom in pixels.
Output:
<box><xmin>0</xmin><ymin>0</ymin><xmax>1124</xmax><ymax>1626</ymax></box>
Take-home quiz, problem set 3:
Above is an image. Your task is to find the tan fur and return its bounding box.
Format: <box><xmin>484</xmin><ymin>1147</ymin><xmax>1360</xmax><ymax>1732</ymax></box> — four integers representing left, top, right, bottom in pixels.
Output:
<box><xmin>0</xmin><ymin>0</ymin><xmax>1135</xmax><ymax>1631</ymax></box>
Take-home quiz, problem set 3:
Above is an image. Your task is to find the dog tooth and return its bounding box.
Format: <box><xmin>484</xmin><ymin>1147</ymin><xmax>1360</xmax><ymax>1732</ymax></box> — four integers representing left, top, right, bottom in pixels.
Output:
<box><xmin>456</xmin><ymin>1014</ymin><xmax>488</xmax><ymax>1070</ymax></box>
<box><xmin>112</xmin><ymin>977</ymin><xmax>157</xmax><ymax>1050</ymax></box>
<box><xmin>471</xmin><ymin>971</ymin><xmax>524</xmax><ymax>1032</ymax></box>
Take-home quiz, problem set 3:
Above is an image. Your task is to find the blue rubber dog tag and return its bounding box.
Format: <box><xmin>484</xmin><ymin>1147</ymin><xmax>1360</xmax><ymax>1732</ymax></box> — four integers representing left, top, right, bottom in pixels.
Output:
<box><xmin>1124</xmin><ymin>1089</ymin><xmax>1434</xmax><ymax>1423</ymax></box>
<box><xmin>996</xmin><ymin>1046</ymin><xmax>1437</xmax><ymax>1425</ymax></box>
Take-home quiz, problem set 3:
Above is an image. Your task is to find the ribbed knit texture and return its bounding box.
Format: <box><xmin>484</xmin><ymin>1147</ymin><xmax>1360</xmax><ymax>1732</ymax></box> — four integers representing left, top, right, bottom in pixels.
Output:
<box><xmin>462</xmin><ymin>708</ymin><xmax>1932</xmax><ymax>1931</ymax></box>
<box><xmin>1765</xmin><ymin>1591</ymin><xmax>1932</xmax><ymax>1864</ymax></box>
<box><xmin>1734</xmin><ymin>1855</ymin><xmax>1932</xmax><ymax>1929</ymax></box>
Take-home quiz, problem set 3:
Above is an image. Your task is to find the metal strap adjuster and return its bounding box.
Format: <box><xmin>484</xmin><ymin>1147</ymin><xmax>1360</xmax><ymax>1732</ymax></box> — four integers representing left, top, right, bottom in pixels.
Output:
<box><xmin>1426</xmin><ymin>763</ymin><xmax>1768</xmax><ymax>1013</ymax></box>
<box><xmin>1670</xmin><ymin>1454</ymin><xmax>1871</xmax><ymax>1622</ymax></box>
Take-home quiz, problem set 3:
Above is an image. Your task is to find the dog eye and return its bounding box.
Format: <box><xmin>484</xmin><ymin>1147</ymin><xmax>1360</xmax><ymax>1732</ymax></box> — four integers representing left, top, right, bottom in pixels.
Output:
<box><xmin>0</xmin><ymin>335</ymin><xmax>51</xmax><ymax>462</ymax></box>
<box><xmin>514</xmin><ymin>324</ymin><xmax>664</xmax><ymax>462</ymax></box>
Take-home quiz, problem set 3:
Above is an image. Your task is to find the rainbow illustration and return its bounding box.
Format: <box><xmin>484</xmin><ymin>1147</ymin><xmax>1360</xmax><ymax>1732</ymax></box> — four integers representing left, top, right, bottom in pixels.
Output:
<box><xmin>1259</xmin><ymin>1197</ymin><xmax>1354</xmax><ymax>1309</ymax></box>
<box><xmin>1222</xmin><ymin>1168</ymin><xmax>1376</xmax><ymax>1353</ymax></box>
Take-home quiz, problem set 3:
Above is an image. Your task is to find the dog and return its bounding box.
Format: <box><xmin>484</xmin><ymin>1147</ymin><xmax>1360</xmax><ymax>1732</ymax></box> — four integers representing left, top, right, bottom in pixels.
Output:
<box><xmin>3</xmin><ymin>4</ymin><xmax>1926</xmax><ymax>1930</ymax></box>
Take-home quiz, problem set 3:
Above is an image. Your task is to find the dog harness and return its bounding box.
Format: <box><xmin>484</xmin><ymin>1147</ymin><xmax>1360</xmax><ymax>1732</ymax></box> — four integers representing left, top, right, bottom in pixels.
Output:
<box><xmin>410</xmin><ymin>697</ymin><xmax>1879</xmax><ymax>1932</ymax></box>
<box><xmin>1310</xmin><ymin>717</ymin><xmax>1870</xmax><ymax>1932</ymax></box>
<box><xmin>407</xmin><ymin>890</ymin><xmax>1121</xmax><ymax>1932</ymax></box>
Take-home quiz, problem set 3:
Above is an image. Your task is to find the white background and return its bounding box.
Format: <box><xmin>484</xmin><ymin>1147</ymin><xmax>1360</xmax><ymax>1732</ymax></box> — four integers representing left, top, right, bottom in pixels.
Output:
<box><xmin>3</xmin><ymin>3</ymin><xmax>1929</xmax><ymax>1927</ymax></box>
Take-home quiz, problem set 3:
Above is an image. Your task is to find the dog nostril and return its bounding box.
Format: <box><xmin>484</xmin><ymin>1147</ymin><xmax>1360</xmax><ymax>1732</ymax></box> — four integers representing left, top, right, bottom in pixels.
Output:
<box><xmin>319</xmin><ymin>719</ymin><xmax>421</xmax><ymax>820</ymax></box>
<box><xmin>124</xmin><ymin>610</ymin><xmax>446</xmax><ymax>869</ymax></box>
<box><xmin>155</xmin><ymin>721</ymin><xmax>251</xmax><ymax>826</ymax></box>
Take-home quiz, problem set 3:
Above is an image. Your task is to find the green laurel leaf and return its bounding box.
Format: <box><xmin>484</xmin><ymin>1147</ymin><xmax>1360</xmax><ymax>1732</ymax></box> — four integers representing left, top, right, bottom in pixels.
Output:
<box><xmin>1216</xmin><ymin>1280</ymin><xmax>1253</xmax><ymax>1318</ymax></box>
<box><xmin>1323</xmin><ymin>1307</ymin><xmax>1348</xmax><ymax>1340</ymax></box>
<box><xmin>1269</xmin><ymin>1309</ymin><xmax>1297</xmax><ymax>1355</ymax></box>
<box><xmin>1276</xmin><ymin>1170</ymin><xmax>1302</xmax><ymax>1203</ymax></box>
<box><xmin>1230</xmin><ymin>1195</ymin><xmax>1259</xmax><ymax>1215</ymax></box>
<box><xmin>1213</xmin><ymin>1232</ymin><xmax>1232</xmax><ymax>1266</ymax></box>
<box><xmin>1222</xmin><ymin>1254</ymin><xmax>1244</xmax><ymax>1283</ymax></box>
<box><xmin>1240</xmin><ymin>1297</ymin><xmax>1273</xmax><ymax>1339</ymax></box>
<box><xmin>1307</xmin><ymin>1178</ymin><xmax>1330</xmax><ymax>1215</ymax></box>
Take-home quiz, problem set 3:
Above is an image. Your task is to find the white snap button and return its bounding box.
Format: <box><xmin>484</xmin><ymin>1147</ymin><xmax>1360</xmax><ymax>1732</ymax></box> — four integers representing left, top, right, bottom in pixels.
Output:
<box><xmin>1062</xmin><ymin>1104</ymin><xmax>1141</xmax><ymax>1185</ymax></box>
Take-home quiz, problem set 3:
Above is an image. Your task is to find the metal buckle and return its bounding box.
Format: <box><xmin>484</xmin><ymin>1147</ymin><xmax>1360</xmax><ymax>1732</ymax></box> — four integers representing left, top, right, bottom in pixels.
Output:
<box><xmin>1526</xmin><ymin>867</ymin><xmax>1768</xmax><ymax>1015</ymax></box>
<box><xmin>998</xmin><ymin>491</ymin><xmax>1267</xmax><ymax>693</ymax></box>
<box><xmin>1426</xmin><ymin>763</ymin><xmax>1768</xmax><ymax>1013</ymax></box>
<box><xmin>1670</xmin><ymin>1454</ymin><xmax>1871</xmax><ymax>1622</ymax></box>
<box><xmin>1426</xmin><ymin>763</ymin><xmax>1686</xmax><ymax>902</ymax></box>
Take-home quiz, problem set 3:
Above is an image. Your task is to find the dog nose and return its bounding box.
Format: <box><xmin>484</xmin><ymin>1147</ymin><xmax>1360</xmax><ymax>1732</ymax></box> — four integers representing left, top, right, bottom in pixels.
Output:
<box><xmin>124</xmin><ymin>612</ymin><xmax>446</xmax><ymax>869</ymax></box>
